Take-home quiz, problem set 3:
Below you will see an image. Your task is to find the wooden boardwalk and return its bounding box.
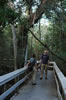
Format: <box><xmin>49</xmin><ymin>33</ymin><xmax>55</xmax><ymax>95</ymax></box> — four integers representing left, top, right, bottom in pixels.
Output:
<box><xmin>11</xmin><ymin>70</ymin><xmax>58</xmax><ymax>100</ymax></box>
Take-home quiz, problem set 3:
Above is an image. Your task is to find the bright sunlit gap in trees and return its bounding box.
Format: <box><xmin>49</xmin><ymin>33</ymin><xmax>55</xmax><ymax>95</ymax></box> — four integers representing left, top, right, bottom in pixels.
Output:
<box><xmin>40</xmin><ymin>18</ymin><xmax>50</xmax><ymax>26</ymax></box>
<box><xmin>15</xmin><ymin>0</ymin><xmax>50</xmax><ymax>26</ymax></box>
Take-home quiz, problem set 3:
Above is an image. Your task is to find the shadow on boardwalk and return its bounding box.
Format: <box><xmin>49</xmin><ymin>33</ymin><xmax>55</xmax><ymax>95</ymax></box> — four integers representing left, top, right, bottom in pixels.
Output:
<box><xmin>11</xmin><ymin>71</ymin><xmax>58</xmax><ymax>100</ymax></box>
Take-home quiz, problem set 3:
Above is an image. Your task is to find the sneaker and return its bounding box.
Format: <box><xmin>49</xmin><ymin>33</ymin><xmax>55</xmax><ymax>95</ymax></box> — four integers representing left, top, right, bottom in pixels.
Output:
<box><xmin>45</xmin><ymin>77</ymin><xmax>47</xmax><ymax>80</ymax></box>
<box><xmin>32</xmin><ymin>83</ymin><xmax>36</xmax><ymax>85</ymax></box>
<box><xmin>40</xmin><ymin>77</ymin><xmax>42</xmax><ymax>80</ymax></box>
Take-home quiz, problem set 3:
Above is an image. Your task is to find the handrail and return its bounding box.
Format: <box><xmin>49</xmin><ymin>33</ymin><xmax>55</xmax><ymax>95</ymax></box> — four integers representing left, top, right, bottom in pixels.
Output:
<box><xmin>0</xmin><ymin>66</ymin><xmax>31</xmax><ymax>100</ymax></box>
<box><xmin>0</xmin><ymin>62</ymin><xmax>66</xmax><ymax>100</ymax></box>
<box><xmin>51</xmin><ymin>62</ymin><xmax>66</xmax><ymax>100</ymax></box>
<box><xmin>0</xmin><ymin>66</ymin><xmax>28</xmax><ymax>86</ymax></box>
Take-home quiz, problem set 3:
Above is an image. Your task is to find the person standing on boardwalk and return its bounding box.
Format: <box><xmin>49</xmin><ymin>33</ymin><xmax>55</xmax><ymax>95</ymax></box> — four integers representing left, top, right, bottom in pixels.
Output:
<box><xmin>27</xmin><ymin>54</ymin><xmax>38</xmax><ymax>85</ymax></box>
<box><xmin>40</xmin><ymin>50</ymin><xmax>49</xmax><ymax>80</ymax></box>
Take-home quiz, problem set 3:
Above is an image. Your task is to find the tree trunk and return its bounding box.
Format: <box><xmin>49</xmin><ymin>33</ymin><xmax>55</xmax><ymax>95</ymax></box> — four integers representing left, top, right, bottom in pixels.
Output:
<box><xmin>11</xmin><ymin>24</ymin><xmax>17</xmax><ymax>70</ymax></box>
<box><xmin>30</xmin><ymin>36</ymin><xmax>33</xmax><ymax>56</ymax></box>
<box><xmin>39</xmin><ymin>20</ymin><xmax>41</xmax><ymax>40</ymax></box>
<box><xmin>24</xmin><ymin>36</ymin><xmax>28</xmax><ymax>64</ymax></box>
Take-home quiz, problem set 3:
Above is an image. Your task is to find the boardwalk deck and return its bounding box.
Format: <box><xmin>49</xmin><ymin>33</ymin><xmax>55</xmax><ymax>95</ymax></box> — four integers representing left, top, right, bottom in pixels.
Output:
<box><xmin>11</xmin><ymin>71</ymin><xmax>58</xmax><ymax>100</ymax></box>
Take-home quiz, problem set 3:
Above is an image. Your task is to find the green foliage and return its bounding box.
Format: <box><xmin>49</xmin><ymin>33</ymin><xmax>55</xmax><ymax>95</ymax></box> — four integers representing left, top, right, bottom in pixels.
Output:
<box><xmin>0</xmin><ymin>25</ymin><xmax>14</xmax><ymax>75</ymax></box>
<box><xmin>0</xmin><ymin>7</ymin><xmax>18</xmax><ymax>26</ymax></box>
<box><xmin>0</xmin><ymin>0</ymin><xmax>66</xmax><ymax>76</ymax></box>
<box><xmin>44</xmin><ymin>22</ymin><xmax>66</xmax><ymax>75</ymax></box>
<box><xmin>0</xmin><ymin>0</ymin><xmax>18</xmax><ymax>27</ymax></box>
<box><xmin>40</xmin><ymin>0</ymin><xmax>66</xmax><ymax>76</ymax></box>
<box><xmin>19</xmin><ymin>17</ymin><xmax>29</xmax><ymax>29</ymax></box>
<box><xmin>0</xmin><ymin>0</ymin><xmax>8</xmax><ymax>7</ymax></box>
<box><xmin>28</xmin><ymin>24</ymin><xmax>49</xmax><ymax>59</ymax></box>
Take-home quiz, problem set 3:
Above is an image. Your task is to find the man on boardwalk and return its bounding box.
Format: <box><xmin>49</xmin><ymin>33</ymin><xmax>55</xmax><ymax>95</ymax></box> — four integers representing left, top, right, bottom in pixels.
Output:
<box><xmin>40</xmin><ymin>50</ymin><xmax>49</xmax><ymax>80</ymax></box>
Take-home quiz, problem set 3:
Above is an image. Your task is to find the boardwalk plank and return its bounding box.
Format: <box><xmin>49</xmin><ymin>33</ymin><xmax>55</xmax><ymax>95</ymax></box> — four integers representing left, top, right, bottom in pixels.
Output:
<box><xmin>11</xmin><ymin>71</ymin><xmax>58</xmax><ymax>100</ymax></box>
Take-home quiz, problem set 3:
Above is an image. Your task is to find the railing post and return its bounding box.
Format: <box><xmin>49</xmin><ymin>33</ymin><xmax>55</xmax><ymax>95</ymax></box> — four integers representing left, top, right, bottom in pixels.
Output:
<box><xmin>52</xmin><ymin>62</ymin><xmax>66</xmax><ymax>100</ymax></box>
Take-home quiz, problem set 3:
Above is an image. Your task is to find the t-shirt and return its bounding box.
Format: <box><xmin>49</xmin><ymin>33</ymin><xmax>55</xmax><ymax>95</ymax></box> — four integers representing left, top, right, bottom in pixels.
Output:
<box><xmin>28</xmin><ymin>57</ymin><xmax>36</xmax><ymax>71</ymax></box>
<box><xmin>41</xmin><ymin>54</ymin><xmax>49</xmax><ymax>64</ymax></box>
<box><xmin>30</xmin><ymin>57</ymin><xmax>36</xmax><ymax>65</ymax></box>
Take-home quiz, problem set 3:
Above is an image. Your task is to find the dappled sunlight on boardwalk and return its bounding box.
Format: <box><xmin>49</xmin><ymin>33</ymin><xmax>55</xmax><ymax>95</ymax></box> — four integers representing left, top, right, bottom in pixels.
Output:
<box><xmin>11</xmin><ymin>71</ymin><xmax>58</xmax><ymax>100</ymax></box>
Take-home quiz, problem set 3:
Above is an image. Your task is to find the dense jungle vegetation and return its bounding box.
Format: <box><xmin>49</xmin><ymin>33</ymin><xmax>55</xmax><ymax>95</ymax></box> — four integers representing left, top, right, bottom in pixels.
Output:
<box><xmin>0</xmin><ymin>0</ymin><xmax>66</xmax><ymax>76</ymax></box>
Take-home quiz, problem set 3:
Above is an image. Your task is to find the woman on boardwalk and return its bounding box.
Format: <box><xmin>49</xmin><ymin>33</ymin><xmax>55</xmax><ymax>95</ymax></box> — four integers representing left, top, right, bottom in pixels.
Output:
<box><xmin>27</xmin><ymin>54</ymin><xmax>38</xmax><ymax>85</ymax></box>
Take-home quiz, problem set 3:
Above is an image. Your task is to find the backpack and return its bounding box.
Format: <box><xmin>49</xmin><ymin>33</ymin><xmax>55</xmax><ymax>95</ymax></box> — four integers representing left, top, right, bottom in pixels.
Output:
<box><xmin>28</xmin><ymin>59</ymin><xmax>36</xmax><ymax>71</ymax></box>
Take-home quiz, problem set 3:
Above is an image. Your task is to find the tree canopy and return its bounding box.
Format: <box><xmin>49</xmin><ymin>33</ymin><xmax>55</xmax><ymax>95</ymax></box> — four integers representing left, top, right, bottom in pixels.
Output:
<box><xmin>0</xmin><ymin>0</ymin><xmax>66</xmax><ymax>75</ymax></box>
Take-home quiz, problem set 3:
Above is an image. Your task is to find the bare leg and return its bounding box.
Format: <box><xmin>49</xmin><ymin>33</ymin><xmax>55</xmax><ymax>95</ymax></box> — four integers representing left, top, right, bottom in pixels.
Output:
<box><xmin>40</xmin><ymin>64</ymin><xmax>44</xmax><ymax>79</ymax></box>
<box><xmin>32</xmin><ymin>66</ymin><xmax>37</xmax><ymax>84</ymax></box>
<box><xmin>45</xmin><ymin>64</ymin><xmax>47</xmax><ymax>79</ymax></box>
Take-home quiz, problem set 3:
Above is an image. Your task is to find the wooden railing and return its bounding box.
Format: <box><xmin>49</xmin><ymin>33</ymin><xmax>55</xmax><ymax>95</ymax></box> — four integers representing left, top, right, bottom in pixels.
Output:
<box><xmin>0</xmin><ymin>66</ymin><xmax>31</xmax><ymax>100</ymax></box>
<box><xmin>51</xmin><ymin>62</ymin><xmax>66</xmax><ymax>100</ymax></box>
<box><xmin>0</xmin><ymin>62</ymin><xmax>66</xmax><ymax>100</ymax></box>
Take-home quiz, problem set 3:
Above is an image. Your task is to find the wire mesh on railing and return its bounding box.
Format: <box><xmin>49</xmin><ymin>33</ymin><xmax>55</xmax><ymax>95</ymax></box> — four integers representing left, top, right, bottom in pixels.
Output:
<box><xmin>0</xmin><ymin>26</ymin><xmax>26</xmax><ymax>75</ymax></box>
